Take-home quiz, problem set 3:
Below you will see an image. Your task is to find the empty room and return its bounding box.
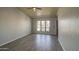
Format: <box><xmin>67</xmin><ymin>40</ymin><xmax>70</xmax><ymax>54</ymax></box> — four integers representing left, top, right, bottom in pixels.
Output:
<box><xmin>0</xmin><ymin>7</ymin><xmax>79</xmax><ymax>51</ymax></box>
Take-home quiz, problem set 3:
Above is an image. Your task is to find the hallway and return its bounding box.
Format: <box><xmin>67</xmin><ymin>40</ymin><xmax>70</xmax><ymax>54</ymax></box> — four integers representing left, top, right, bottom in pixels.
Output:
<box><xmin>0</xmin><ymin>34</ymin><xmax>63</xmax><ymax>51</ymax></box>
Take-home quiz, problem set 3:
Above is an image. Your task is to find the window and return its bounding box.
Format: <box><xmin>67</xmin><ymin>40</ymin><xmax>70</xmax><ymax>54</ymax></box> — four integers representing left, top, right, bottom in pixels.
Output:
<box><xmin>37</xmin><ymin>20</ymin><xmax>50</xmax><ymax>32</ymax></box>
<box><xmin>41</xmin><ymin>21</ymin><xmax>45</xmax><ymax>31</ymax></box>
<box><xmin>46</xmin><ymin>20</ymin><xmax>50</xmax><ymax>32</ymax></box>
<box><xmin>37</xmin><ymin>21</ymin><xmax>41</xmax><ymax>31</ymax></box>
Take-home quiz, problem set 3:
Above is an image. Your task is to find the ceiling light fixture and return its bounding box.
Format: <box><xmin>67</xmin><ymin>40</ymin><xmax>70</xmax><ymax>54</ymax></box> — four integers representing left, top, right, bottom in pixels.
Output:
<box><xmin>33</xmin><ymin>8</ymin><xmax>36</xmax><ymax>12</ymax></box>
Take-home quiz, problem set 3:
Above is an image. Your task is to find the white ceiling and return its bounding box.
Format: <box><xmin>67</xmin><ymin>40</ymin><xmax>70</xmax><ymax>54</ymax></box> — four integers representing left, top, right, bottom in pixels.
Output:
<box><xmin>18</xmin><ymin>7</ymin><xmax>58</xmax><ymax>18</ymax></box>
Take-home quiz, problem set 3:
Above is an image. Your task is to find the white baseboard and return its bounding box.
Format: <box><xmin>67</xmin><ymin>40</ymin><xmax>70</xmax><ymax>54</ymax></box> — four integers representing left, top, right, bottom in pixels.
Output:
<box><xmin>0</xmin><ymin>33</ymin><xmax>31</xmax><ymax>47</ymax></box>
<box><xmin>58</xmin><ymin>39</ymin><xmax>65</xmax><ymax>51</ymax></box>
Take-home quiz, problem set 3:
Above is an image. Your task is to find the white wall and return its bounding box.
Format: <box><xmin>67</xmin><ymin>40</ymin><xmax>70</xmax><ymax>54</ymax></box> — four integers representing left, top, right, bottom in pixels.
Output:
<box><xmin>32</xmin><ymin>18</ymin><xmax>57</xmax><ymax>35</ymax></box>
<box><xmin>0</xmin><ymin>8</ymin><xmax>31</xmax><ymax>46</ymax></box>
<box><xmin>58</xmin><ymin>7</ymin><xmax>79</xmax><ymax>51</ymax></box>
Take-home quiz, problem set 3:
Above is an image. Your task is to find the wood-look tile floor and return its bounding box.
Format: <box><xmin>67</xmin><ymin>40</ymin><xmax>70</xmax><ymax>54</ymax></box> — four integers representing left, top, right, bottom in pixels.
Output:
<box><xmin>0</xmin><ymin>34</ymin><xmax>63</xmax><ymax>51</ymax></box>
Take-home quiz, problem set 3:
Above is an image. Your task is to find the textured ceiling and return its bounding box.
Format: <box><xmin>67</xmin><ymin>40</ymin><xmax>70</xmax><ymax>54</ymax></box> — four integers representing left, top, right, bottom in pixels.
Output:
<box><xmin>17</xmin><ymin>7</ymin><xmax>58</xmax><ymax>18</ymax></box>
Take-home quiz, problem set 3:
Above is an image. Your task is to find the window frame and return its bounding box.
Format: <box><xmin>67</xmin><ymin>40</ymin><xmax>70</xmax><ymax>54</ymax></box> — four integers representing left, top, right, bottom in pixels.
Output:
<box><xmin>37</xmin><ymin>20</ymin><xmax>50</xmax><ymax>32</ymax></box>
